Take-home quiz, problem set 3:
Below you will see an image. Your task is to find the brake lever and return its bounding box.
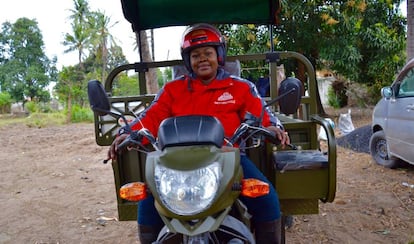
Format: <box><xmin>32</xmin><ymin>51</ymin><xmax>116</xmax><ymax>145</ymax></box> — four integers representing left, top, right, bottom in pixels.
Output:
<box><xmin>117</xmin><ymin>131</ymin><xmax>142</xmax><ymax>152</ymax></box>
<box><xmin>287</xmin><ymin>144</ymin><xmax>298</xmax><ymax>150</ymax></box>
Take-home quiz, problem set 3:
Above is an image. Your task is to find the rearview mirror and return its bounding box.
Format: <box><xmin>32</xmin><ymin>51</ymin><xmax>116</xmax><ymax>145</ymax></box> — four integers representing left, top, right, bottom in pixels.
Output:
<box><xmin>278</xmin><ymin>77</ymin><xmax>302</xmax><ymax>115</ymax></box>
<box><xmin>87</xmin><ymin>79</ymin><xmax>110</xmax><ymax>116</ymax></box>
<box><xmin>381</xmin><ymin>86</ymin><xmax>393</xmax><ymax>99</ymax></box>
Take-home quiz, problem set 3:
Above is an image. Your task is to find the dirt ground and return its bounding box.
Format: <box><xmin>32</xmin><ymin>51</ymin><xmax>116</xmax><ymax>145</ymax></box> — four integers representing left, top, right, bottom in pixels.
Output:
<box><xmin>0</xmin><ymin>107</ymin><xmax>413</xmax><ymax>244</ymax></box>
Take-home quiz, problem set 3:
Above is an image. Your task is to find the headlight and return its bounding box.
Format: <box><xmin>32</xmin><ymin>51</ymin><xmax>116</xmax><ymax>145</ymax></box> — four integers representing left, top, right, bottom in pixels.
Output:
<box><xmin>154</xmin><ymin>162</ymin><xmax>222</xmax><ymax>215</ymax></box>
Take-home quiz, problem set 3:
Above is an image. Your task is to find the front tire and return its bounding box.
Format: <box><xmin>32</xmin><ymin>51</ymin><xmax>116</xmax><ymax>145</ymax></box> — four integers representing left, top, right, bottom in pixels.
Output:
<box><xmin>369</xmin><ymin>130</ymin><xmax>399</xmax><ymax>168</ymax></box>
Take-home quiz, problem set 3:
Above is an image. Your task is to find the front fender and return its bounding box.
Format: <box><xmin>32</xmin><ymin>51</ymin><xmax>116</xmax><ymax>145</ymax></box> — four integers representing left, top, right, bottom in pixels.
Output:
<box><xmin>372</xmin><ymin>98</ymin><xmax>389</xmax><ymax>132</ymax></box>
<box><xmin>156</xmin><ymin>215</ymin><xmax>255</xmax><ymax>243</ymax></box>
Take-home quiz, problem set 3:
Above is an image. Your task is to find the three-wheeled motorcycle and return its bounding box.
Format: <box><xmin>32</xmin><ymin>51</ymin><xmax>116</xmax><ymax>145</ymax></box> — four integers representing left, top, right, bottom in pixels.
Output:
<box><xmin>88</xmin><ymin>0</ymin><xmax>337</xmax><ymax>243</ymax></box>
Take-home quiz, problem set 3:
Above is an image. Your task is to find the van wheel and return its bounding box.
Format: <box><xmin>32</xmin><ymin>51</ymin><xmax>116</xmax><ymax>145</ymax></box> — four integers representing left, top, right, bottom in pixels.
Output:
<box><xmin>369</xmin><ymin>130</ymin><xmax>399</xmax><ymax>168</ymax></box>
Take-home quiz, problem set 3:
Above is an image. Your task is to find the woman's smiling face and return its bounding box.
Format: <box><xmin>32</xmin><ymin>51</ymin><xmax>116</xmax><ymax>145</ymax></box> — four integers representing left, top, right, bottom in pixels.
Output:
<box><xmin>190</xmin><ymin>46</ymin><xmax>218</xmax><ymax>84</ymax></box>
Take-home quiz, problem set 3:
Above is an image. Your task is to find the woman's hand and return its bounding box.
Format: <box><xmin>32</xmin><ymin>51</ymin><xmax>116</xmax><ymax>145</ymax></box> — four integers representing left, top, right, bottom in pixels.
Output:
<box><xmin>266</xmin><ymin>125</ymin><xmax>290</xmax><ymax>148</ymax></box>
<box><xmin>108</xmin><ymin>134</ymin><xmax>129</xmax><ymax>160</ymax></box>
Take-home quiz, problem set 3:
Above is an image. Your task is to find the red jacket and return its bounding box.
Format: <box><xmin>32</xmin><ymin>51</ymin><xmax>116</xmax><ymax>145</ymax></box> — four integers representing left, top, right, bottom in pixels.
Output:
<box><xmin>130</xmin><ymin>69</ymin><xmax>282</xmax><ymax>138</ymax></box>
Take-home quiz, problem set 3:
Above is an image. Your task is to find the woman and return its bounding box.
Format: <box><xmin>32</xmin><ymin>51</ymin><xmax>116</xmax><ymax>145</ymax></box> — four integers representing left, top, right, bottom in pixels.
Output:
<box><xmin>109</xmin><ymin>23</ymin><xmax>289</xmax><ymax>244</ymax></box>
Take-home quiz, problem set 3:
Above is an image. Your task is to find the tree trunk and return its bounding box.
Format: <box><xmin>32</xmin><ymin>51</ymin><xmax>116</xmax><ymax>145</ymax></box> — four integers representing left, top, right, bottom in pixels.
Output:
<box><xmin>101</xmin><ymin>43</ymin><xmax>108</xmax><ymax>82</ymax></box>
<box><xmin>137</xmin><ymin>30</ymin><xmax>159</xmax><ymax>94</ymax></box>
<box><xmin>407</xmin><ymin>0</ymin><xmax>414</xmax><ymax>61</ymax></box>
<box><xmin>78</xmin><ymin>50</ymin><xmax>84</xmax><ymax>70</ymax></box>
<box><xmin>66</xmin><ymin>93</ymin><xmax>72</xmax><ymax>123</ymax></box>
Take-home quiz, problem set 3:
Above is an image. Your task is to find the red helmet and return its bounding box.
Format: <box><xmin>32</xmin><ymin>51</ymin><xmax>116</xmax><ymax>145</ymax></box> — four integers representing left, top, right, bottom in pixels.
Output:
<box><xmin>180</xmin><ymin>23</ymin><xmax>226</xmax><ymax>72</ymax></box>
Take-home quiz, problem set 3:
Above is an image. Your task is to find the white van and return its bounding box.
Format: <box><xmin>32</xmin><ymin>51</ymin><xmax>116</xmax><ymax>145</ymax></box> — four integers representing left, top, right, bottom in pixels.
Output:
<box><xmin>370</xmin><ymin>58</ymin><xmax>414</xmax><ymax>168</ymax></box>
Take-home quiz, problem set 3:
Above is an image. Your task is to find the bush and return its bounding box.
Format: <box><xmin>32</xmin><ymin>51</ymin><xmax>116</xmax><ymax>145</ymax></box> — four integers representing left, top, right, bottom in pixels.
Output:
<box><xmin>327</xmin><ymin>81</ymin><xmax>348</xmax><ymax>108</ymax></box>
<box><xmin>25</xmin><ymin>101</ymin><xmax>39</xmax><ymax>113</ymax></box>
<box><xmin>70</xmin><ymin>105</ymin><xmax>94</xmax><ymax>123</ymax></box>
<box><xmin>327</xmin><ymin>87</ymin><xmax>341</xmax><ymax>108</ymax></box>
<box><xmin>0</xmin><ymin>92</ymin><xmax>12</xmax><ymax>113</ymax></box>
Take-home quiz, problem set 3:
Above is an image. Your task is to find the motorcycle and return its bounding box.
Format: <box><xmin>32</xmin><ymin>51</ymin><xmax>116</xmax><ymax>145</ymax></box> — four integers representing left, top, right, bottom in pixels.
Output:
<box><xmin>87</xmin><ymin>77</ymin><xmax>301</xmax><ymax>244</ymax></box>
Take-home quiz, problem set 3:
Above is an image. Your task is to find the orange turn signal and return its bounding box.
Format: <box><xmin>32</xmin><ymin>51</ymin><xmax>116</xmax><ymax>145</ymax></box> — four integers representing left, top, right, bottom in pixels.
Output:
<box><xmin>119</xmin><ymin>182</ymin><xmax>147</xmax><ymax>201</ymax></box>
<box><xmin>241</xmin><ymin>178</ymin><xmax>270</xmax><ymax>198</ymax></box>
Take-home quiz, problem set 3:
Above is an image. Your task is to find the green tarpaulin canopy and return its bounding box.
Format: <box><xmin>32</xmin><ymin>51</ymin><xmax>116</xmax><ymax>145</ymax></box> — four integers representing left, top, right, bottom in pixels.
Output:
<box><xmin>121</xmin><ymin>0</ymin><xmax>281</xmax><ymax>32</ymax></box>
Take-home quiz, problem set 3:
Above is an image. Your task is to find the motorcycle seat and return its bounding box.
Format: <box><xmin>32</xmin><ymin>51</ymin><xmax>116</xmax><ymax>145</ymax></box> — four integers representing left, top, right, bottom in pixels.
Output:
<box><xmin>158</xmin><ymin>115</ymin><xmax>225</xmax><ymax>150</ymax></box>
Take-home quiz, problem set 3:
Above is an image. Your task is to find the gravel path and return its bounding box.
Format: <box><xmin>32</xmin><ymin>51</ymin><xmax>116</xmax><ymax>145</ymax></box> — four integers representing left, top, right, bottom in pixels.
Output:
<box><xmin>336</xmin><ymin>124</ymin><xmax>372</xmax><ymax>153</ymax></box>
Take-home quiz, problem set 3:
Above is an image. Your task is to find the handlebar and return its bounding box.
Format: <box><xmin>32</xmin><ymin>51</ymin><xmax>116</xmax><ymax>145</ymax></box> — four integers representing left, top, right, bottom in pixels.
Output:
<box><xmin>114</xmin><ymin>115</ymin><xmax>286</xmax><ymax>159</ymax></box>
<box><xmin>228</xmin><ymin>123</ymin><xmax>281</xmax><ymax>147</ymax></box>
<box><xmin>235</xmin><ymin>125</ymin><xmax>300</xmax><ymax>150</ymax></box>
<box><xmin>260</xmin><ymin>128</ymin><xmax>280</xmax><ymax>145</ymax></box>
<box><xmin>117</xmin><ymin>131</ymin><xmax>144</xmax><ymax>152</ymax></box>
<box><xmin>116</xmin><ymin>128</ymin><xmax>158</xmax><ymax>154</ymax></box>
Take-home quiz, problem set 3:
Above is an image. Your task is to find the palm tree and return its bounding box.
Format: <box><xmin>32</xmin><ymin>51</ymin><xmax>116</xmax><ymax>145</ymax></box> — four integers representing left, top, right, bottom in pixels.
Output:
<box><xmin>63</xmin><ymin>0</ymin><xmax>91</xmax><ymax>69</ymax></box>
<box><xmin>61</xmin><ymin>0</ymin><xmax>91</xmax><ymax>122</ymax></box>
<box><xmin>69</xmin><ymin>0</ymin><xmax>89</xmax><ymax>23</ymax></box>
<box><xmin>63</xmin><ymin>24</ymin><xmax>91</xmax><ymax>69</ymax></box>
<box><xmin>89</xmin><ymin>10</ymin><xmax>118</xmax><ymax>81</ymax></box>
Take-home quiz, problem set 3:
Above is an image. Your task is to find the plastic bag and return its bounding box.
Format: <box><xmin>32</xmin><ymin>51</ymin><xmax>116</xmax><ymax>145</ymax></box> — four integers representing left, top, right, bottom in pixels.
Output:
<box><xmin>338</xmin><ymin>109</ymin><xmax>355</xmax><ymax>135</ymax></box>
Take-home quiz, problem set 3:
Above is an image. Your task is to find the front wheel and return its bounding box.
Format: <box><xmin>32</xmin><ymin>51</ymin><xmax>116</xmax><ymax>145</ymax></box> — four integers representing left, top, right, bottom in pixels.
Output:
<box><xmin>369</xmin><ymin>130</ymin><xmax>399</xmax><ymax>168</ymax></box>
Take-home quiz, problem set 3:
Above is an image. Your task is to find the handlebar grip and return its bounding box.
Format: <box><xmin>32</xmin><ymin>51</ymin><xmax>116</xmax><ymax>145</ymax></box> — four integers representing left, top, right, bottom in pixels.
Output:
<box><xmin>256</xmin><ymin>127</ymin><xmax>283</xmax><ymax>145</ymax></box>
<box><xmin>116</xmin><ymin>137</ymin><xmax>131</xmax><ymax>152</ymax></box>
<box><xmin>265</xmin><ymin>130</ymin><xmax>281</xmax><ymax>145</ymax></box>
<box><xmin>116</xmin><ymin>131</ymin><xmax>144</xmax><ymax>152</ymax></box>
<box><xmin>117</xmin><ymin>131</ymin><xmax>142</xmax><ymax>152</ymax></box>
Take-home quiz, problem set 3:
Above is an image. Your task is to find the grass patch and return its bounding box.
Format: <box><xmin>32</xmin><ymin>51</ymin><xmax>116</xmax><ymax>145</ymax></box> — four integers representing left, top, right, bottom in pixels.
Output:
<box><xmin>0</xmin><ymin>114</ymin><xmax>27</xmax><ymax>128</ymax></box>
<box><xmin>0</xmin><ymin>112</ymin><xmax>70</xmax><ymax>129</ymax></box>
<box><xmin>0</xmin><ymin>104</ymin><xmax>95</xmax><ymax>129</ymax></box>
<box><xmin>24</xmin><ymin>112</ymin><xmax>67</xmax><ymax>128</ymax></box>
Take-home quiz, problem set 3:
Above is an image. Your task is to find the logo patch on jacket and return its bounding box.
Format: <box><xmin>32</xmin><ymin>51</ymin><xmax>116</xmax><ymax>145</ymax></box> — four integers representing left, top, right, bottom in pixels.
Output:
<box><xmin>215</xmin><ymin>92</ymin><xmax>235</xmax><ymax>104</ymax></box>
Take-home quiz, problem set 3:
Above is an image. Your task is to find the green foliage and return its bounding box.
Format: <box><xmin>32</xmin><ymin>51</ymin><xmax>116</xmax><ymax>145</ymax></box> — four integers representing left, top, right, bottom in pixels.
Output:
<box><xmin>25</xmin><ymin>101</ymin><xmax>39</xmax><ymax>113</ymax></box>
<box><xmin>275</xmin><ymin>0</ymin><xmax>325</xmax><ymax>59</ymax></box>
<box><xmin>70</xmin><ymin>104</ymin><xmax>94</xmax><ymax>123</ymax></box>
<box><xmin>1</xmin><ymin>0</ymin><xmax>404</xmax><ymax>117</ymax></box>
<box><xmin>262</xmin><ymin>0</ymin><xmax>405</xmax><ymax>106</ymax></box>
<box><xmin>0</xmin><ymin>92</ymin><xmax>12</xmax><ymax>113</ymax></box>
<box><xmin>57</xmin><ymin>0</ymin><xmax>128</xmax><ymax>112</ymax></box>
<box><xmin>219</xmin><ymin>25</ymin><xmax>272</xmax><ymax>82</ymax></box>
<box><xmin>24</xmin><ymin>112</ymin><xmax>67</xmax><ymax>128</ymax></box>
<box><xmin>315</xmin><ymin>0</ymin><xmax>405</xmax><ymax>94</ymax></box>
<box><xmin>0</xmin><ymin>18</ymin><xmax>57</xmax><ymax>103</ymax></box>
<box><xmin>23</xmin><ymin>101</ymin><xmax>54</xmax><ymax>113</ymax></box>
<box><xmin>63</xmin><ymin>0</ymin><xmax>93</xmax><ymax>66</ymax></box>
<box><xmin>112</xmin><ymin>72</ymin><xmax>140</xmax><ymax>96</ymax></box>
<box><xmin>221</xmin><ymin>25</ymin><xmax>271</xmax><ymax>55</ymax></box>
<box><xmin>55</xmin><ymin>65</ymin><xmax>88</xmax><ymax>107</ymax></box>
<box><xmin>0</xmin><ymin>116</ymin><xmax>27</xmax><ymax>128</ymax></box>
<box><xmin>367</xmin><ymin>79</ymin><xmax>389</xmax><ymax>103</ymax></box>
<box><xmin>0</xmin><ymin>92</ymin><xmax>12</xmax><ymax>106</ymax></box>
<box><xmin>8</xmin><ymin>105</ymin><xmax>92</xmax><ymax>128</ymax></box>
<box><xmin>327</xmin><ymin>86</ymin><xmax>341</xmax><ymax>109</ymax></box>
<box><xmin>157</xmin><ymin>67</ymin><xmax>172</xmax><ymax>87</ymax></box>
<box><xmin>218</xmin><ymin>1</ymin><xmax>405</xmax><ymax>102</ymax></box>
<box><xmin>327</xmin><ymin>82</ymin><xmax>348</xmax><ymax>108</ymax></box>
<box><xmin>0</xmin><ymin>111</ymin><xmax>68</xmax><ymax>128</ymax></box>
<box><xmin>0</xmin><ymin>0</ymin><xmax>129</xmax><ymax>121</ymax></box>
